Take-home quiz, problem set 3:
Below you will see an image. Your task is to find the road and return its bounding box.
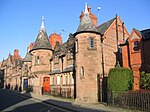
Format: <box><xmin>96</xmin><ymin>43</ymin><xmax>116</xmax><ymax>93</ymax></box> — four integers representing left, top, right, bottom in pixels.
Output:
<box><xmin>0</xmin><ymin>89</ymin><xmax>70</xmax><ymax>112</ymax></box>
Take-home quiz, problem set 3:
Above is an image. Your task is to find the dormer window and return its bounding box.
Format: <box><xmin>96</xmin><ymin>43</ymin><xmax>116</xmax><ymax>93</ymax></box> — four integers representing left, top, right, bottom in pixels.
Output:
<box><xmin>133</xmin><ymin>41</ymin><xmax>139</xmax><ymax>51</ymax></box>
<box><xmin>67</xmin><ymin>51</ymin><xmax>73</xmax><ymax>60</ymax></box>
<box><xmin>89</xmin><ymin>37</ymin><xmax>94</xmax><ymax>48</ymax></box>
<box><xmin>54</xmin><ymin>55</ymin><xmax>59</xmax><ymax>64</ymax></box>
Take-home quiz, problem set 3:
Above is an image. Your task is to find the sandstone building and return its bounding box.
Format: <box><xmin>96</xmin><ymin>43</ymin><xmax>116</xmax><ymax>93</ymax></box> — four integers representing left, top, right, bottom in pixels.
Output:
<box><xmin>1</xmin><ymin>3</ymin><xmax>149</xmax><ymax>103</ymax></box>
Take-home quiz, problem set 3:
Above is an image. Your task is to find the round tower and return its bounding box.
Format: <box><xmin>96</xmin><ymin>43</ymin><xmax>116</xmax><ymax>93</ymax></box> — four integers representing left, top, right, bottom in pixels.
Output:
<box><xmin>30</xmin><ymin>16</ymin><xmax>52</xmax><ymax>95</ymax></box>
<box><xmin>74</xmin><ymin>3</ymin><xmax>102</xmax><ymax>103</ymax></box>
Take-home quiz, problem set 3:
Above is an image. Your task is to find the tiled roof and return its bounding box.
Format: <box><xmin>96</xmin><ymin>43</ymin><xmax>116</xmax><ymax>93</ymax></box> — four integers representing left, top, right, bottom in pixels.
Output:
<box><xmin>23</xmin><ymin>52</ymin><xmax>32</xmax><ymax>62</ymax></box>
<box><xmin>97</xmin><ymin>18</ymin><xmax>115</xmax><ymax>35</ymax></box>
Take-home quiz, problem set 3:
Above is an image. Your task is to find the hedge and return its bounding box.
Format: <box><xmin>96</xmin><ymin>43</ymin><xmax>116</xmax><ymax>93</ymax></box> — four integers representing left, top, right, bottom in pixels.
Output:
<box><xmin>108</xmin><ymin>67</ymin><xmax>134</xmax><ymax>91</ymax></box>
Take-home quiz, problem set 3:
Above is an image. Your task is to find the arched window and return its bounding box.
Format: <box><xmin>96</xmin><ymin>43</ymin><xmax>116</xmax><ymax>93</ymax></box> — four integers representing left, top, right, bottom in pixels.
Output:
<box><xmin>89</xmin><ymin>37</ymin><xmax>94</xmax><ymax>48</ymax></box>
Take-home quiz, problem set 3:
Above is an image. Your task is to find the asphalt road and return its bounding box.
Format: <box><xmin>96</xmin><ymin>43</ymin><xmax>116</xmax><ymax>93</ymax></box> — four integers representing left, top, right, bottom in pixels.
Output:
<box><xmin>0</xmin><ymin>89</ymin><xmax>70</xmax><ymax>112</ymax></box>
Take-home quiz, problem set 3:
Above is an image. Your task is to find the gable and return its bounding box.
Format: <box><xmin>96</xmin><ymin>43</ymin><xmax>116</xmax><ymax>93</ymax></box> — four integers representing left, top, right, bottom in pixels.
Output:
<box><xmin>131</xmin><ymin>33</ymin><xmax>140</xmax><ymax>40</ymax></box>
<box><xmin>128</xmin><ymin>29</ymin><xmax>142</xmax><ymax>42</ymax></box>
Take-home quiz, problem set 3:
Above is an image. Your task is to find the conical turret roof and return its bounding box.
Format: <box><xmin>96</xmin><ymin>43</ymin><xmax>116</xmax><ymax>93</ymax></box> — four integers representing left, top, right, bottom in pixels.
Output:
<box><xmin>74</xmin><ymin>3</ymin><xmax>99</xmax><ymax>36</ymax></box>
<box><xmin>31</xmin><ymin>16</ymin><xmax>51</xmax><ymax>51</ymax></box>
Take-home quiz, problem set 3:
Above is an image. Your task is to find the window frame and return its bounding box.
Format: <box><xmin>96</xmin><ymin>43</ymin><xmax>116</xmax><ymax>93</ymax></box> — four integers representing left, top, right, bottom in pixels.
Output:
<box><xmin>133</xmin><ymin>41</ymin><xmax>140</xmax><ymax>52</ymax></box>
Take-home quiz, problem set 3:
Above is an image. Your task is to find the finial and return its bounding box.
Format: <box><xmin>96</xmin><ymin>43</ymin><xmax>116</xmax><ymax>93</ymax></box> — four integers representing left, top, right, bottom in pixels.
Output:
<box><xmin>84</xmin><ymin>3</ymin><xmax>89</xmax><ymax>14</ymax></box>
<box><xmin>41</xmin><ymin>16</ymin><xmax>45</xmax><ymax>29</ymax></box>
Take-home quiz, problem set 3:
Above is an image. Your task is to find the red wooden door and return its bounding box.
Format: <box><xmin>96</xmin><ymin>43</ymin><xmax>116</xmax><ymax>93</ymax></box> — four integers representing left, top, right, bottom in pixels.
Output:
<box><xmin>43</xmin><ymin>77</ymin><xmax>50</xmax><ymax>92</ymax></box>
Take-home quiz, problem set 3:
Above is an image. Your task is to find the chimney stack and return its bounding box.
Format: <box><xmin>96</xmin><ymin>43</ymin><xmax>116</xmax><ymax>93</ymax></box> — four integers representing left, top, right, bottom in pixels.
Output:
<box><xmin>14</xmin><ymin>49</ymin><xmax>19</xmax><ymax>58</ymax></box>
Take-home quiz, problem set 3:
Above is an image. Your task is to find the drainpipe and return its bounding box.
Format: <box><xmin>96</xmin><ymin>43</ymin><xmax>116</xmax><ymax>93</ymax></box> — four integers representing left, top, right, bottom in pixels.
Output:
<box><xmin>116</xmin><ymin>14</ymin><xmax>119</xmax><ymax>65</ymax></box>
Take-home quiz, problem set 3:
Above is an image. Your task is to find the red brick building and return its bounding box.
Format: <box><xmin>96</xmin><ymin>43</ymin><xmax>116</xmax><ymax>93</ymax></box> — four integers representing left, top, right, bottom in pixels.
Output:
<box><xmin>121</xmin><ymin>28</ymin><xmax>150</xmax><ymax>90</ymax></box>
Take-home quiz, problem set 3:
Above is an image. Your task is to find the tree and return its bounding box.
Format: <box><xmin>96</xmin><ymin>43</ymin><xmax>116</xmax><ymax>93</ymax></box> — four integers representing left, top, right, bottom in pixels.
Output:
<box><xmin>140</xmin><ymin>72</ymin><xmax>150</xmax><ymax>90</ymax></box>
<box><xmin>108</xmin><ymin>67</ymin><xmax>133</xmax><ymax>91</ymax></box>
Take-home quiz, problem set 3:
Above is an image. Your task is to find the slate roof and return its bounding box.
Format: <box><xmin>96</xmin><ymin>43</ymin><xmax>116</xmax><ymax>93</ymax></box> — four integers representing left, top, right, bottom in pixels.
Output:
<box><xmin>75</xmin><ymin>13</ymin><xmax>99</xmax><ymax>36</ymax></box>
<box><xmin>1</xmin><ymin>59</ymin><xmax>7</xmax><ymax>67</ymax></box>
<box><xmin>23</xmin><ymin>52</ymin><xmax>32</xmax><ymax>62</ymax></box>
<box><xmin>62</xmin><ymin>65</ymin><xmax>73</xmax><ymax>73</ymax></box>
<box><xmin>31</xmin><ymin>29</ymin><xmax>51</xmax><ymax>51</ymax></box>
<box><xmin>97</xmin><ymin>18</ymin><xmax>116</xmax><ymax>35</ymax></box>
<box><xmin>49</xmin><ymin>69</ymin><xmax>61</xmax><ymax>75</ymax></box>
<box><xmin>31</xmin><ymin>17</ymin><xmax>51</xmax><ymax>51</ymax></box>
<box><xmin>141</xmin><ymin>28</ymin><xmax>150</xmax><ymax>40</ymax></box>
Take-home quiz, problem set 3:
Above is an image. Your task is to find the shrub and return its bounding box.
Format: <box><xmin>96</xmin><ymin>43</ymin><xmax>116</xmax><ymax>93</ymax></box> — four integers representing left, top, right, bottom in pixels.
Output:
<box><xmin>140</xmin><ymin>72</ymin><xmax>150</xmax><ymax>90</ymax></box>
<box><xmin>108</xmin><ymin>67</ymin><xmax>133</xmax><ymax>91</ymax></box>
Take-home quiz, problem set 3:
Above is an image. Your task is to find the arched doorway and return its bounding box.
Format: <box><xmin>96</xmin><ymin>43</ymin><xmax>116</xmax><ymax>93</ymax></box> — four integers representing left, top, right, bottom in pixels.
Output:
<box><xmin>43</xmin><ymin>77</ymin><xmax>50</xmax><ymax>93</ymax></box>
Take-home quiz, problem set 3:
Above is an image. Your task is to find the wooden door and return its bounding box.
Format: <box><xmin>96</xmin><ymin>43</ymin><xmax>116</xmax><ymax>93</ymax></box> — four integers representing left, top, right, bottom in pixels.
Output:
<box><xmin>43</xmin><ymin>77</ymin><xmax>50</xmax><ymax>92</ymax></box>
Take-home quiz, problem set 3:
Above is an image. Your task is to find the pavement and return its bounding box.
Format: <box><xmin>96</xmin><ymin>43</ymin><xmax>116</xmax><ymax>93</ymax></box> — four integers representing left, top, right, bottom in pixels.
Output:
<box><xmin>8</xmin><ymin>89</ymin><xmax>137</xmax><ymax>112</ymax></box>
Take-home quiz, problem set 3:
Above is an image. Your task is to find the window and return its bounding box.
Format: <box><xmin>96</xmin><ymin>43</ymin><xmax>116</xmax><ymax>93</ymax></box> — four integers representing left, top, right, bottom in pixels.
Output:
<box><xmin>50</xmin><ymin>60</ymin><xmax>52</xmax><ymax>72</ymax></box>
<box><xmin>72</xmin><ymin>75</ymin><xmax>74</xmax><ymax>84</ymax></box>
<box><xmin>66</xmin><ymin>75</ymin><xmax>68</xmax><ymax>85</ymax></box>
<box><xmin>75</xmin><ymin>40</ymin><xmax>78</xmax><ymax>52</ymax></box>
<box><xmin>66</xmin><ymin>74</ymin><xmax>70</xmax><ymax>85</ymax></box>
<box><xmin>133</xmin><ymin>41</ymin><xmax>139</xmax><ymax>51</ymax></box>
<box><xmin>35</xmin><ymin>56</ymin><xmax>40</xmax><ymax>65</ymax></box>
<box><xmin>57</xmin><ymin>75</ymin><xmax>60</xmax><ymax>85</ymax></box>
<box><xmin>37</xmin><ymin>56</ymin><xmax>40</xmax><ymax>64</ymax></box>
<box><xmin>63</xmin><ymin>75</ymin><xmax>66</xmax><ymax>85</ymax></box>
<box><xmin>54</xmin><ymin>55</ymin><xmax>59</xmax><ymax>64</ymax></box>
<box><xmin>89</xmin><ymin>37</ymin><xmax>94</xmax><ymax>48</ymax></box>
<box><xmin>67</xmin><ymin>51</ymin><xmax>73</xmax><ymax>60</ymax></box>
<box><xmin>25</xmin><ymin>64</ymin><xmax>27</xmax><ymax>71</ymax></box>
<box><xmin>50</xmin><ymin>76</ymin><xmax>55</xmax><ymax>85</ymax></box>
<box><xmin>80</xmin><ymin>67</ymin><xmax>84</xmax><ymax>76</ymax></box>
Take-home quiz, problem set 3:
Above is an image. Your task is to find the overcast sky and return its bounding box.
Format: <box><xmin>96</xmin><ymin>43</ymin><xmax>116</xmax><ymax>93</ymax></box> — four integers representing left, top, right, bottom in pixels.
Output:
<box><xmin>0</xmin><ymin>0</ymin><xmax>150</xmax><ymax>61</ymax></box>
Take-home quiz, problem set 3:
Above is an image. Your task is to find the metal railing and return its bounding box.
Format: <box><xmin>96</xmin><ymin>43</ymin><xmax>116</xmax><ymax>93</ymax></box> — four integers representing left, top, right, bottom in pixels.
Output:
<box><xmin>43</xmin><ymin>87</ymin><xmax>74</xmax><ymax>99</ymax></box>
<box><xmin>108</xmin><ymin>90</ymin><xmax>150</xmax><ymax>111</ymax></box>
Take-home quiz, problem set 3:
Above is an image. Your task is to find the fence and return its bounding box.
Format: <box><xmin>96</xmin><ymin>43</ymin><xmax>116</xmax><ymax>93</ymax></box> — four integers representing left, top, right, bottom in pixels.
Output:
<box><xmin>43</xmin><ymin>87</ymin><xmax>74</xmax><ymax>99</ymax></box>
<box><xmin>107</xmin><ymin>90</ymin><xmax>150</xmax><ymax>111</ymax></box>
